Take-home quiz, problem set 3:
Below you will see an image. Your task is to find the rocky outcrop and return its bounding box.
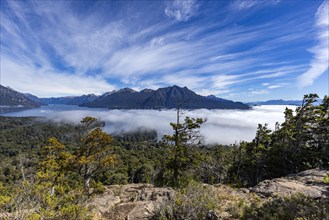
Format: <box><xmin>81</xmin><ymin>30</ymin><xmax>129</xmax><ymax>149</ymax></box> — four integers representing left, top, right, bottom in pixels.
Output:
<box><xmin>251</xmin><ymin>169</ymin><xmax>329</xmax><ymax>199</ymax></box>
<box><xmin>90</xmin><ymin>184</ymin><xmax>175</xmax><ymax>220</ymax></box>
<box><xmin>89</xmin><ymin>170</ymin><xmax>328</xmax><ymax>219</ymax></box>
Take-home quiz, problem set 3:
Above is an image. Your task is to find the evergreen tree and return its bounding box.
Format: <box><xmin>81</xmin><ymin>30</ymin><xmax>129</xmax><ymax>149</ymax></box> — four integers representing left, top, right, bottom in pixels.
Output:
<box><xmin>162</xmin><ymin>107</ymin><xmax>205</xmax><ymax>187</ymax></box>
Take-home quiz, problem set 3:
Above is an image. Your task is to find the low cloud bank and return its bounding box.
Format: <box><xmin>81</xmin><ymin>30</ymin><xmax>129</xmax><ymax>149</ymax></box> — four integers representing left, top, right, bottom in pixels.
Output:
<box><xmin>3</xmin><ymin>105</ymin><xmax>296</xmax><ymax>145</ymax></box>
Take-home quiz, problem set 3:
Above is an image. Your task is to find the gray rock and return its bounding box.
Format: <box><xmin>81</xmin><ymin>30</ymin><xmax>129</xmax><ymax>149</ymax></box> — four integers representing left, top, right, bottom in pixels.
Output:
<box><xmin>90</xmin><ymin>184</ymin><xmax>175</xmax><ymax>220</ymax></box>
<box><xmin>251</xmin><ymin>169</ymin><xmax>329</xmax><ymax>199</ymax></box>
<box><xmin>237</xmin><ymin>188</ymin><xmax>250</xmax><ymax>194</ymax></box>
<box><xmin>205</xmin><ymin>210</ymin><xmax>220</xmax><ymax>220</ymax></box>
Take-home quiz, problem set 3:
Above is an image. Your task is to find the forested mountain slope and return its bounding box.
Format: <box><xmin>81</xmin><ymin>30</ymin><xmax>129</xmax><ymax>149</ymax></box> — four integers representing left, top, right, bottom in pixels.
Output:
<box><xmin>0</xmin><ymin>85</ymin><xmax>40</xmax><ymax>113</ymax></box>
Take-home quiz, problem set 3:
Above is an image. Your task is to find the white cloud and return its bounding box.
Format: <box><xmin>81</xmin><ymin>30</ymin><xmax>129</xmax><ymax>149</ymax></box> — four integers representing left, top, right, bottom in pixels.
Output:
<box><xmin>249</xmin><ymin>89</ymin><xmax>269</xmax><ymax>95</ymax></box>
<box><xmin>315</xmin><ymin>0</ymin><xmax>329</xmax><ymax>27</ymax></box>
<box><xmin>161</xmin><ymin>74</ymin><xmax>206</xmax><ymax>90</ymax></box>
<box><xmin>0</xmin><ymin>57</ymin><xmax>116</xmax><ymax>97</ymax></box>
<box><xmin>36</xmin><ymin>6</ymin><xmax>126</xmax><ymax>73</ymax></box>
<box><xmin>231</xmin><ymin>0</ymin><xmax>281</xmax><ymax>11</ymax></box>
<box><xmin>197</xmin><ymin>88</ymin><xmax>232</xmax><ymax>96</ymax></box>
<box><xmin>211</xmin><ymin>75</ymin><xmax>240</xmax><ymax>88</ymax></box>
<box><xmin>231</xmin><ymin>0</ymin><xmax>258</xmax><ymax>10</ymax></box>
<box><xmin>297</xmin><ymin>0</ymin><xmax>329</xmax><ymax>87</ymax></box>
<box><xmin>267</xmin><ymin>84</ymin><xmax>285</xmax><ymax>89</ymax></box>
<box><xmin>3</xmin><ymin>105</ymin><xmax>296</xmax><ymax>145</ymax></box>
<box><xmin>165</xmin><ymin>0</ymin><xmax>199</xmax><ymax>21</ymax></box>
<box><xmin>267</xmin><ymin>85</ymin><xmax>280</xmax><ymax>89</ymax></box>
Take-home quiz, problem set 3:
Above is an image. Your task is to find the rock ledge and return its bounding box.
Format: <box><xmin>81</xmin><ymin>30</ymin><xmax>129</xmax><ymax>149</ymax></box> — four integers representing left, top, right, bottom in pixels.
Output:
<box><xmin>250</xmin><ymin>169</ymin><xmax>329</xmax><ymax>199</ymax></box>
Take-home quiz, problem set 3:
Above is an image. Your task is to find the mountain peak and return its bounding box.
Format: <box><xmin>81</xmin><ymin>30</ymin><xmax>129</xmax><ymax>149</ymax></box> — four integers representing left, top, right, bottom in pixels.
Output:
<box><xmin>140</xmin><ymin>88</ymin><xmax>155</xmax><ymax>93</ymax></box>
<box><xmin>102</xmin><ymin>90</ymin><xmax>117</xmax><ymax>96</ymax></box>
<box><xmin>82</xmin><ymin>85</ymin><xmax>250</xmax><ymax>110</ymax></box>
<box><xmin>207</xmin><ymin>95</ymin><xmax>217</xmax><ymax>99</ymax></box>
<box><xmin>168</xmin><ymin>85</ymin><xmax>188</xmax><ymax>90</ymax></box>
<box><xmin>117</xmin><ymin>88</ymin><xmax>137</xmax><ymax>93</ymax></box>
<box><xmin>6</xmin><ymin>86</ymin><xmax>18</xmax><ymax>92</ymax></box>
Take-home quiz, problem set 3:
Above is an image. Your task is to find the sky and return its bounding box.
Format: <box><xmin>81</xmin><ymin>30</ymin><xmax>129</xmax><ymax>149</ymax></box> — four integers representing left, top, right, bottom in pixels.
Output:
<box><xmin>0</xmin><ymin>0</ymin><xmax>328</xmax><ymax>101</ymax></box>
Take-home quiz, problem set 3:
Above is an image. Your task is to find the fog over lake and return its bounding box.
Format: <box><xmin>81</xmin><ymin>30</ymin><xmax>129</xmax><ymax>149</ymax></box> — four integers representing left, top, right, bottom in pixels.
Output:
<box><xmin>2</xmin><ymin>105</ymin><xmax>297</xmax><ymax>145</ymax></box>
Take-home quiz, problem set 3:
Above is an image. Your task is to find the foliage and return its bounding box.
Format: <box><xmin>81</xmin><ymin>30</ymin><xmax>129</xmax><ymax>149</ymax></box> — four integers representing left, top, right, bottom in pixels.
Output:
<box><xmin>0</xmin><ymin>116</ymin><xmax>82</xmax><ymax>184</ymax></box>
<box><xmin>161</xmin><ymin>107</ymin><xmax>205</xmax><ymax>188</ymax></box>
<box><xmin>231</xmin><ymin>94</ymin><xmax>329</xmax><ymax>186</ymax></box>
<box><xmin>0</xmin><ymin>179</ymin><xmax>92</xmax><ymax>220</ymax></box>
<box><xmin>156</xmin><ymin>181</ymin><xmax>219</xmax><ymax>220</ymax></box>
<box><xmin>77</xmin><ymin>123</ymin><xmax>116</xmax><ymax>188</ymax></box>
<box><xmin>242</xmin><ymin>193</ymin><xmax>329</xmax><ymax>220</ymax></box>
<box><xmin>0</xmin><ymin>116</ymin><xmax>117</xmax><ymax>219</ymax></box>
<box><xmin>34</xmin><ymin>137</ymin><xmax>91</xmax><ymax>219</ymax></box>
<box><xmin>324</xmin><ymin>174</ymin><xmax>329</xmax><ymax>184</ymax></box>
<box><xmin>157</xmin><ymin>186</ymin><xmax>329</xmax><ymax>220</ymax></box>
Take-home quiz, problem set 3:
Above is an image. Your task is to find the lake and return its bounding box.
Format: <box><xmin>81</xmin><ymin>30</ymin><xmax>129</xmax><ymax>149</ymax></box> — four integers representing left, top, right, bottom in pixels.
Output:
<box><xmin>1</xmin><ymin>105</ymin><xmax>297</xmax><ymax>145</ymax></box>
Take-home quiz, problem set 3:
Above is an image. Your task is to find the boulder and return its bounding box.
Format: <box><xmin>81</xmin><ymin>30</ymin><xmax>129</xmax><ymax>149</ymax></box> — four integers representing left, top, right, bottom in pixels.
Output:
<box><xmin>90</xmin><ymin>169</ymin><xmax>329</xmax><ymax>219</ymax></box>
<box><xmin>251</xmin><ymin>169</ymin><xmax>329</xmax><ymax>199</ymax></box>
<box><xmin>90</xmin><ymin>184</ymin><xmax>175</xmax><ymax>220</ymax></box>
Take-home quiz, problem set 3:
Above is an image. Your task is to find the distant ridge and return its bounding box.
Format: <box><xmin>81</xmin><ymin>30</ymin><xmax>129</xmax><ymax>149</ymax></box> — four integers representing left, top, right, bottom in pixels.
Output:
<box><xmin>81</xmin><ymin>85</ymin><xmax>250</xmax><ymax>110</ymax></box>
<box><xmin>39</xmin><ymin>94</ymin><xmax>98</xmax><ymax>105</ymax></box>
<box><xmin>247</xmin><ymin>99</ymin><xmax>302</xmax><ymax>106</ymax></box>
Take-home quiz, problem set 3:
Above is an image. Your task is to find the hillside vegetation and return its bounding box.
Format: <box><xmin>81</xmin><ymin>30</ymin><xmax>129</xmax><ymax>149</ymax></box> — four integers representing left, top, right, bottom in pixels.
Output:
<box><xmin>0</xmin><ymin>94</ymin><xmax>328</xmax><ymax>219</ymax></box>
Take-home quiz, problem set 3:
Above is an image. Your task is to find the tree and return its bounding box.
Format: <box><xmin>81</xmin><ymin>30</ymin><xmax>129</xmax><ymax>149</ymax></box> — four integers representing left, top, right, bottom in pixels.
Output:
<box><xmin>162</xmin><ymin>106</ymin><xmax>205</xmax><ymax>187</ymax></box>
<box><xmin>231</xmin><ymin>94</ymin><xmax>329</xmax><ymax>186</ymax></box>
<box><xmin>76</xmin><ymin>117</ymin><xmax>116</xmax><ymax>188</ymax></box>
<box><xmin>34</xmin><ymin>137</ymin><xmax>90</xmax><ymax>220</ymax></box>
<box><xmin>266</xmin><ymin>107</ymin><xmax>296</xmax><ymax>177</ymax></box>
<box><xmin>232</xmin><ymin>124</ymin><xmax>272</xmax><ymax>186</ymax></box>
<box><xmin>253</xmin><ymin>123</ymin><xmax>272</xmax><ymax>184</ymax></box>
<box><xmin>317</xmin><ymin>96</ymin><xmax>329</xmax><ymax>167</ymax></box>
<box><xmin>37</xmin><ymin>137</ymin><xmax>75</xmax><ymax>195</ymax></box>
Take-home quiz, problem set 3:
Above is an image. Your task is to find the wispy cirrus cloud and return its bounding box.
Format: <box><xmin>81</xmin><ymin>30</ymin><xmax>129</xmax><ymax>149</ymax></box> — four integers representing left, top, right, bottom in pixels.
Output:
<box><xmin>262</xmin><ymin>82</ymin><xmax>288</xmax><ymax>89</ymax></box>
<box><xmin>165</xmin><ymin>0</ymin><xmax>199</xmax><ymax>21</ymax></box>
<box><xmin>1</xmin><ymin>1</ymin><xmax>118</xmax><ymax>96</ymax></box>
<box><xmin>297</xmin><ymin>0</ymin><xmax>329</xmax><ymax>87</ymax></box>
<box><xmin>230</xmin><ymin>0</ymin><xmax>281</xmax><ymax>11</ymax></box>
<box><xmin>0</xmin><ymin>57</ymin><xmax>115</xmax><ymax>97</ymax></box>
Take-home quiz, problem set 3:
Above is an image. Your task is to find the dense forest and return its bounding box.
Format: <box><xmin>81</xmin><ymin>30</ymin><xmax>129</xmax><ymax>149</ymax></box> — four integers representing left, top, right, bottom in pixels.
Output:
<box><xmin>0</xmin><ymin>94</ymin><xmax>328</xmax><ymax>219</ymax></box>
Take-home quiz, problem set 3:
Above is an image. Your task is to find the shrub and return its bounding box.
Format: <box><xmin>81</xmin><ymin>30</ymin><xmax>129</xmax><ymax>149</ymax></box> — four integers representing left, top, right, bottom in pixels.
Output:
<box><xmin>156</xmin><ymin>181</ymin><xmax>219</xmax><ymax>220</ymax></box>
<box><xmin>242</xmin><ymin>193</ymin><xmax>329</xmax><ymax>220</ymax></box>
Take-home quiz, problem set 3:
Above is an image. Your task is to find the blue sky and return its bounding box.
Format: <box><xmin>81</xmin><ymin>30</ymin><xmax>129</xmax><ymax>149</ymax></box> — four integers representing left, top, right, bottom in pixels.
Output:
<box><xmin>0</xmin><ymin>0</ymin><xmax>328</xmax><ymax>101</ymax></box>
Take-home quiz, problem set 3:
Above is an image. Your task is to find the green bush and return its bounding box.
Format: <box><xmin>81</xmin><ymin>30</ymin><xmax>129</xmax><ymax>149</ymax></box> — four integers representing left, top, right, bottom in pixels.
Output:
<box><xmin>104</xmin><ymin>173</ymin><xmax>129</xmax><ymax>185</ymax></box>
<box><xmin>156</xmin><ymin>181</ymin><xmax>218</xmax><ymax>220</ymax></box>
<box><xmin>242</xmin><ymin>193</ymin><xmax>329</xmax><ymax>220</ymax></box>
<box><xmin>324</xmin><ymin>174</ymin><xmax>329</xmax><ymax>184</ymax></box>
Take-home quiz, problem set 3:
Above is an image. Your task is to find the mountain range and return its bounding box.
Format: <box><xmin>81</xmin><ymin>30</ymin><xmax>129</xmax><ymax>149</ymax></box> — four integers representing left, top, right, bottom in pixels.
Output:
<box><xmin>2</xmin><ymin>84</ymin><xmax>311</xmax><ymax>113</ymax></box>
<box><xmin>2</xmin><ymin>84</ymin><xmax>312</xmax><ymax>114</ymax></box>
<box><xmin>0</xmin><ymin>85</ymin><xmax>251</xmax><ymax>112</ymax></box>
<box><xmin>247</xmin><ymin>99</ymin><xmax>302</xmax><ymax>106</ymax></box>
<box><xmin>81</xmin><ymin>86</ymin><xmax>250</xmax><ymax>110</ymax></box>
<box><xmin>38</xmin><ymin>94</ymin><xmax>98</xmax><ymax>105</ymax></box>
